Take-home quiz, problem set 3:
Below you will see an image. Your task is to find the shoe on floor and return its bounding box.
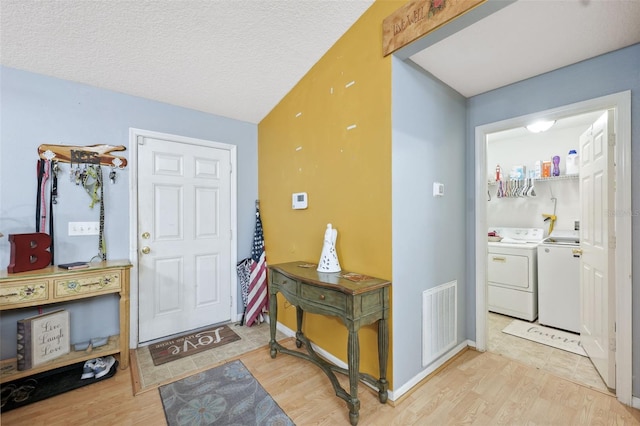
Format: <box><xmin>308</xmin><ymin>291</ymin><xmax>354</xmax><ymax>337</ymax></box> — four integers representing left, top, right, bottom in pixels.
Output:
<box><xmin>92</xmin><ymin>356</ymin><xmax>116</xmax><ymax>379</ymax></box>
<box><xmin>81</xmin><ymin>359</ymin><xmax>96</xmax><ymax>379</ymax></box>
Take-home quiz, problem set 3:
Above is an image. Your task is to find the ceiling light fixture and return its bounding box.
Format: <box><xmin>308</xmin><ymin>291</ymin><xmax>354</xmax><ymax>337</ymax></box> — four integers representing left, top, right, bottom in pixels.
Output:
<box><xmin>526</xmin><ymin>120</ymin><xmax>556</xmax><ymax>133</ymax></box>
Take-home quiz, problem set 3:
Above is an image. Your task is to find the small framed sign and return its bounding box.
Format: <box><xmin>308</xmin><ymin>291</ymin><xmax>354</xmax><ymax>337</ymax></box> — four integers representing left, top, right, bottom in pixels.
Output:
<box><xmin>17</xmin><ymin>310</ymin><xmax>70</xmax><ymax>370</ymax></box>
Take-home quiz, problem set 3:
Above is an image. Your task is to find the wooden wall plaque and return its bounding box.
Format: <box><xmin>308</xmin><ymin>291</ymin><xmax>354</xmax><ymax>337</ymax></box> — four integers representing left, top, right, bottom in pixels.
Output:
<box><xmin>382</xmin><ymin>0</ymin><xmax>486</xmax><ymax>56</ymax></box>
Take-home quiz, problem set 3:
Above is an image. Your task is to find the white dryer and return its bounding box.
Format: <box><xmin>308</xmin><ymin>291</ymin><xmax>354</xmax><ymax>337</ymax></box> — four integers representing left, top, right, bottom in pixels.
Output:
<box><xmin>487</xmin><ymin>227</ymin><xmax>544</xmax><ymax>321</ymax></box>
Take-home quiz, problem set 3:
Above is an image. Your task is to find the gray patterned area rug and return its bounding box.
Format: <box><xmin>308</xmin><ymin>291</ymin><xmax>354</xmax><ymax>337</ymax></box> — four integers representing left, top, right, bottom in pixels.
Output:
<box><xmin>159</xmin><ymin>359</ymin><xmax>295</xmax><ymax>425</ymax></box>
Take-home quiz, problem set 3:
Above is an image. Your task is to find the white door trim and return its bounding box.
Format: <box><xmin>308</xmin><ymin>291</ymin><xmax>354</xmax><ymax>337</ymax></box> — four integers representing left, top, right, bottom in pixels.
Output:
<box><xmin>128</xmin><ymin>128</ymin><xmax>238</xmax><ymax>347</ymax></box>
<box><xmin>474</xmin><ymin>91</ymin><xmax>632</xmax><ymax>405</ymax></box>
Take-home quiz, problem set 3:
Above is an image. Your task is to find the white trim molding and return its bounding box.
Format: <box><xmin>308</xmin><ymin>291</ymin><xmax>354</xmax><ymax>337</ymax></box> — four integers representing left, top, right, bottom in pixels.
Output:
<box><xmin>474</xmin><ymin>91</ymin><xmax>633</xmax><ymax>406</ymax></box>
<box><xmin>389</xmin><ymin>340</ymin><xmax>472</xmax><ymax>401</ymax></box>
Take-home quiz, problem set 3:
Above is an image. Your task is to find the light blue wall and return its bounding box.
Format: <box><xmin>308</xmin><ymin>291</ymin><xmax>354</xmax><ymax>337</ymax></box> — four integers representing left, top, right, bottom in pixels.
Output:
<box><xmin>391</xmin><ymin>57</ymin><xmax>467</xmax><ymax>387</ymax></box>
<box><xmin>466</xmin><ymin>43</ymin><xmax>640</xmax><ymax>397</ymax></box>
<box><xmin>0</xmin><ymin>66</ymin><xmax>258</xmax><ymax>358</ymax></box>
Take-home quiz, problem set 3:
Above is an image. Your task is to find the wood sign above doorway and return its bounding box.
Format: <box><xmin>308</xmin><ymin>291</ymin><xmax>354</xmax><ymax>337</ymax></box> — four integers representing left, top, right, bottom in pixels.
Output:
<box><xmin>382</xmin><ymin>0</ymin><xmax>486</xmax><ymax>56</ymax></box>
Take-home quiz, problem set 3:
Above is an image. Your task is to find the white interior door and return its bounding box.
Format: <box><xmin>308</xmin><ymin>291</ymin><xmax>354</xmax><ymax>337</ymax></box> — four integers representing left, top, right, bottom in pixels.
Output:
<box><xmin>137</xmin><ymin>135</ymin><xmax>232</xmax><ymax>342</ymax></box>
<box><xmin>579</xmin><ymin>109</ymin><xmax>615</xmax><ymax>389</ymax></box>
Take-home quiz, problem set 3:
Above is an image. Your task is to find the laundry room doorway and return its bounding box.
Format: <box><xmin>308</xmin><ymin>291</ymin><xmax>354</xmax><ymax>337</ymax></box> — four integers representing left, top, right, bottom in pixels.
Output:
<box><xmin>474</xmin><ymin>91</ymin><xmax>632</xmax><ymax>405</ymax></box>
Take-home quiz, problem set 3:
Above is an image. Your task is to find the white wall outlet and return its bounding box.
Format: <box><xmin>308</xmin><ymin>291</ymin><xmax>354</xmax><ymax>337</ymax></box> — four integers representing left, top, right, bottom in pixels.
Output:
<box><xmin>292</xmin><ymin>192</ymin><xmax>308</xmax><ymax>209</ymax></box>
<box><xmin>68</xmin><ymin>221</ymin><xmax>100</xmax><ymax>236</ymax></box>
<box><xmin>433</xmin><ymin>182</ymin><xmax>445</xmax><ymax>197</ymax></box>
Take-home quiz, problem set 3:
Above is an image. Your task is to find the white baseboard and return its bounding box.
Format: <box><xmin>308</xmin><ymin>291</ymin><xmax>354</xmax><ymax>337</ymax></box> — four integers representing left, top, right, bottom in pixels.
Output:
<box><xmin>274</xmin><ymin>320</ymin><xmax>295</xmax><ymax>338</ymax></box>
<box><xmin>273</xmin><ymin>321</ymin><xmax>382</xmax><ymax>394</ymax></box>
<box><xmin>273</xmin><ymin>321</ymin><xmax>349</xmax><ymax>368</ymax></box>
<box><xmin>273</xmin><ymin>321</ymin><xmax>476</xmax><ymax>402</ymax></box>
<box><xmin>388</xmin><ymin>339</ymin><xmax>474</xmax><ymax>401</ymax></box>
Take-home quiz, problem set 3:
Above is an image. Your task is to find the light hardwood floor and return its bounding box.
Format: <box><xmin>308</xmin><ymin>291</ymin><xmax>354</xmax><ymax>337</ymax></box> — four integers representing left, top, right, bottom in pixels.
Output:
<box><xmin>2</xmin><ymin>338</ymin><xmax>639</xmax><ymax>425</ymax></box>
<box><xmin>487</xmin><ymin>312</ymin><xmax>610</xmax><ymax>393</ymax></box>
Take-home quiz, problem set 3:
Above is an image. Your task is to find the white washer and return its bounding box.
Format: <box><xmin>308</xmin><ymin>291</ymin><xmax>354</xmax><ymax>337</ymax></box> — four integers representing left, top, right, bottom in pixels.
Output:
<box><xmin>487</xmin><ymin>227</ymin><xmax>544</xmax><ymax>321</ymax></box>
<box><xmin>537</xmin><ymin>230</ymin><xmax>581</xmax><ymax>333</ymax></box>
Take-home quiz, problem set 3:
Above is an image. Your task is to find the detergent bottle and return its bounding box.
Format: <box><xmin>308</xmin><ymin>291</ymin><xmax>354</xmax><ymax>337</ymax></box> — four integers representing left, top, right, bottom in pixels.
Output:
<box><xmin>552</xmin><ymin>155</ymin><xmax>561</xmax><ymax>177</ymax></box>
<box><xmin>566</xmin><ymin>150</ymin><xmax>579</xmax><ymax>175</ymax></box>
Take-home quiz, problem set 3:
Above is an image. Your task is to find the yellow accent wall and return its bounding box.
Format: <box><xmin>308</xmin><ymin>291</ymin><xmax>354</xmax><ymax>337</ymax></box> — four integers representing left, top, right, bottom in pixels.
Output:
<box><xmin>258</xmin><ymin>1</ymin><xmax>400</xmax><ymax>386</ymax></box>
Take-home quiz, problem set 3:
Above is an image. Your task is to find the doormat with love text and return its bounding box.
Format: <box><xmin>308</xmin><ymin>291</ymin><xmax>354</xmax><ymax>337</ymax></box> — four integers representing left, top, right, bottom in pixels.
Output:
<box><xmin>148</xmin><ymin>325</ymin><xmax>241</xmax><ymax>366</ymax></box>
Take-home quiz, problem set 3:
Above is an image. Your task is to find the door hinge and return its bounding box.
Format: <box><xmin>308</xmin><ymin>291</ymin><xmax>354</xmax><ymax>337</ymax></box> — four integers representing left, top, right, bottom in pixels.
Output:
<box><xmin>137</xmin><ymin>135</ymin><xmax>145</xmax><ymax>145</ymax></box>
<box><xmin>230</xmin><ymin>229</ymin><xmax>233</xmax><ymax>240</ymax></box>
<box><xmin>609</xmin><ymin>337</ymin><xmax>616</xmax><ymax>352</ymax></box>
<box><xmin>609</xmin><ymin>133</ymin><xmax>616</xmax><ymax>146</ymax></box>
<box><xmin>229</xmin><ymin>163</ymin><xmax>232</xmax><ymax>173</ymax></box>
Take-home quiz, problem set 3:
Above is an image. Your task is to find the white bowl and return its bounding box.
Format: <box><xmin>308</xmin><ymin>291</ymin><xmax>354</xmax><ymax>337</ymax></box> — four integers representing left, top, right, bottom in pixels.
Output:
<box><xmin>488</xmin><ymin>236</ymin><xmax>503</xmax><ymax>242</ymax></box>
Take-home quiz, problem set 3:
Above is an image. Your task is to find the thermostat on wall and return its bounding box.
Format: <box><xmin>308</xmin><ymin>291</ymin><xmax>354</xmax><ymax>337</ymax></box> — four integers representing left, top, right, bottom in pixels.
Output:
<box><xmin>292</xmin><ymin>192</ymin><xmax>308</xmax><ymax>209</ymax></box>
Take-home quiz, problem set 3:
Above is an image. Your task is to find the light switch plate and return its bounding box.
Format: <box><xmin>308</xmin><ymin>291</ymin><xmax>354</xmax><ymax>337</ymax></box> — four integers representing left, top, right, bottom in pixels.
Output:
<box><xmin>68</xmin><ymin>221</ymin><xmax>100</xmax><ymax>236</ymax></box>
<box><xmin>433</xmin><ymin>182</ymin><xmax>444</xmax><ymax>197</ymax></box>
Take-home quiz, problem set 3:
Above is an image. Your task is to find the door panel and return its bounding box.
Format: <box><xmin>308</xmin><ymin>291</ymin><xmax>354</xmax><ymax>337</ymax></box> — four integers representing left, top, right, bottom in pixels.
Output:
<box><xmin>155</xmin><ymin>257</ymin><xmax>183</xmax><ymax>313</ymax></box>
<box><xmin>155</xmin><ymin>185</ymin><xmax>182</xmax><ymax>239</ymax></box>
<box><xmin>138</xmin><ymin>136</ymin><xmax>232</xmax><ymax>342</ymax></box>
<box><xmin>579</xmin><ymin>110</ymin><xmax>615</xmax><ymax>389</ymax></box>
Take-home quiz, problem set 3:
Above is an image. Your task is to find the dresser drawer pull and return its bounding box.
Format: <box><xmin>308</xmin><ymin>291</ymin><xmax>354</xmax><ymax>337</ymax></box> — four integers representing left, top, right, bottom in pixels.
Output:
<box><xmin>492</xmin><ymin>256</ymin><xmax>506</xmax><ymax>262</ymax></box>
<box><xmin>319</xmin><ymin>294</ymin><xmax>325</xmax><ymax>300</ymax></box>
<box><xmin>1</xmin><ymin>292</ymin><xmax>19</xmax><ymax>298</ymax></box>
<box><xmin>81</xmin><ymin>282</ymin><xmax>104</xmax><ymax>287</ymax></box>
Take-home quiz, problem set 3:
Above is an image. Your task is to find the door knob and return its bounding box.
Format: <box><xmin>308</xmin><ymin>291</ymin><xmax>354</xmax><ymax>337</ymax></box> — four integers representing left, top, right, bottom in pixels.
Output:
<box><xmin>141</xmin><ymin>232</ymin><xmax>150</xmax><ymax>239</ymax></box>
<box><xmin>572</xmin><ymin>248</ymin><xmax>583</xmax><ymax>255</ymax></box>
<box><xmin>141</xmin><ymin>246</ymin><xmax>151</xmax><ymax>254</ymax></box>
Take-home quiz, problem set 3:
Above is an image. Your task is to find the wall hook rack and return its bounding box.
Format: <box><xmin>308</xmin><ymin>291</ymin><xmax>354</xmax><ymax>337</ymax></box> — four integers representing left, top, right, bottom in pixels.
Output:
<box><xmin>37</xmin><ymin>144</ymin><xmax>127</xmax><ymax>168</ymax></box>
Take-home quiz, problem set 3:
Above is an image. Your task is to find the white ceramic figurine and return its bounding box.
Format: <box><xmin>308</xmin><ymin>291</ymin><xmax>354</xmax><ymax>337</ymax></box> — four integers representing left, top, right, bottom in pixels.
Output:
<box><xmin>317</xmin><ymin>223</ymin><xmax>341</xmax><ymax>273</ymax></box>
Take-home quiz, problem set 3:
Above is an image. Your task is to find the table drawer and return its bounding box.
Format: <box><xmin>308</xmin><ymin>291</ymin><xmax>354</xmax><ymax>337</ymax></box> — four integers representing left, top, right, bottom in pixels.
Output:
<box><xmin>271</xmin><ymin>271</ymin><xmax>295</xmax><ymax>286</ymax></box>
<box><xmin>0</xmin><ymin>281</ymin><xmax>49</xmax><ymax>307</ymax></box>
<box><xmin>271</xmin><ymin>271</ymin><xmax>298</xmax><ymax>300</ymax></box>
<box><xmin>54</xmin><ymin>271</ymin><xmax>121</xmax><ymax>298</ymax></box>
<box><xmin>301</xmin><ymin>284</ymin><xmax>346</xmax><ymax>311</ymax></box>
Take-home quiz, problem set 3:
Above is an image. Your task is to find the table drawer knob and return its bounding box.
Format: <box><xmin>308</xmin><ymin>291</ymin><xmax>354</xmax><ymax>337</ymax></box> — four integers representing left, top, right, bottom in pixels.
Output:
<box><xmin>319</xmin><ymin>294</ymin><xmax>325</xmax><ymax>300</ymax></box>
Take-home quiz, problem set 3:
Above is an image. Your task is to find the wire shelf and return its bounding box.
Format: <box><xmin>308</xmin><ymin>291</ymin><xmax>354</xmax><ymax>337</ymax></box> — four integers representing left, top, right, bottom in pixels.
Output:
<box><xmin>487</xmin><ymin>174</ymin><xmax>578</xmax><ymax>185</ymax></box>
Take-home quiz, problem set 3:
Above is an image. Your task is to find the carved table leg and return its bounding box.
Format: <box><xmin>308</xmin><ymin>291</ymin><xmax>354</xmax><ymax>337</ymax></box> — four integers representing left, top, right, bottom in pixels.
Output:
<box><xmin>295</xmin><ymin>305</ymin><xmax>304</xmax><ymax>348</ymax></box>
<box><xmin>347</xmin><ymin>329</ymin><xmax>361</xmax><ymax>425</ymax></box>
<box><xmin>269</xmin><ymin>292</ymin><xmax>278</xmax><ymax>358</ymax></box>
<box><xmin>377</xmin><ymin>318</ymin><xmax>389</xmax><ymax>403</ymax></box>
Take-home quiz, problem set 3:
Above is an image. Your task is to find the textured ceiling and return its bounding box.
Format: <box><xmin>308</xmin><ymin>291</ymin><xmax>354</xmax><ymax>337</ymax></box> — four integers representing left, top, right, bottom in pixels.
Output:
<box><xmin>0</xmin><ymin>0</ymin><xmax>375</xmax><ymax>124</ymax></box>
<box><xmin>2</xmin><ymin>1</ymin><xmax>639</xmax><ymax>125</ymax></box>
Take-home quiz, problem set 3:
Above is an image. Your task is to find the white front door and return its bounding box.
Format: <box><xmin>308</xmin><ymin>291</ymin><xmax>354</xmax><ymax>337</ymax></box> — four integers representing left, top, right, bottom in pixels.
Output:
<box><xmin>579</xmin><ymin>110</ymin><xmax>615</xmax><ymax>389</ymax></box>
<box><xmin>137</xmin><ymin>135</ymin><xmax>233</xmax><ymax>342</ymax></box>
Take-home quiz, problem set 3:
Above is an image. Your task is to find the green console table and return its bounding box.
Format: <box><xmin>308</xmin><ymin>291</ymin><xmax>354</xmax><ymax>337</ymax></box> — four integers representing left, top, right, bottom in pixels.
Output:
<box><xmin>268</xmin><ymin>261</ymin><xmax>391</xmax><ymax>426</ymax></box>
